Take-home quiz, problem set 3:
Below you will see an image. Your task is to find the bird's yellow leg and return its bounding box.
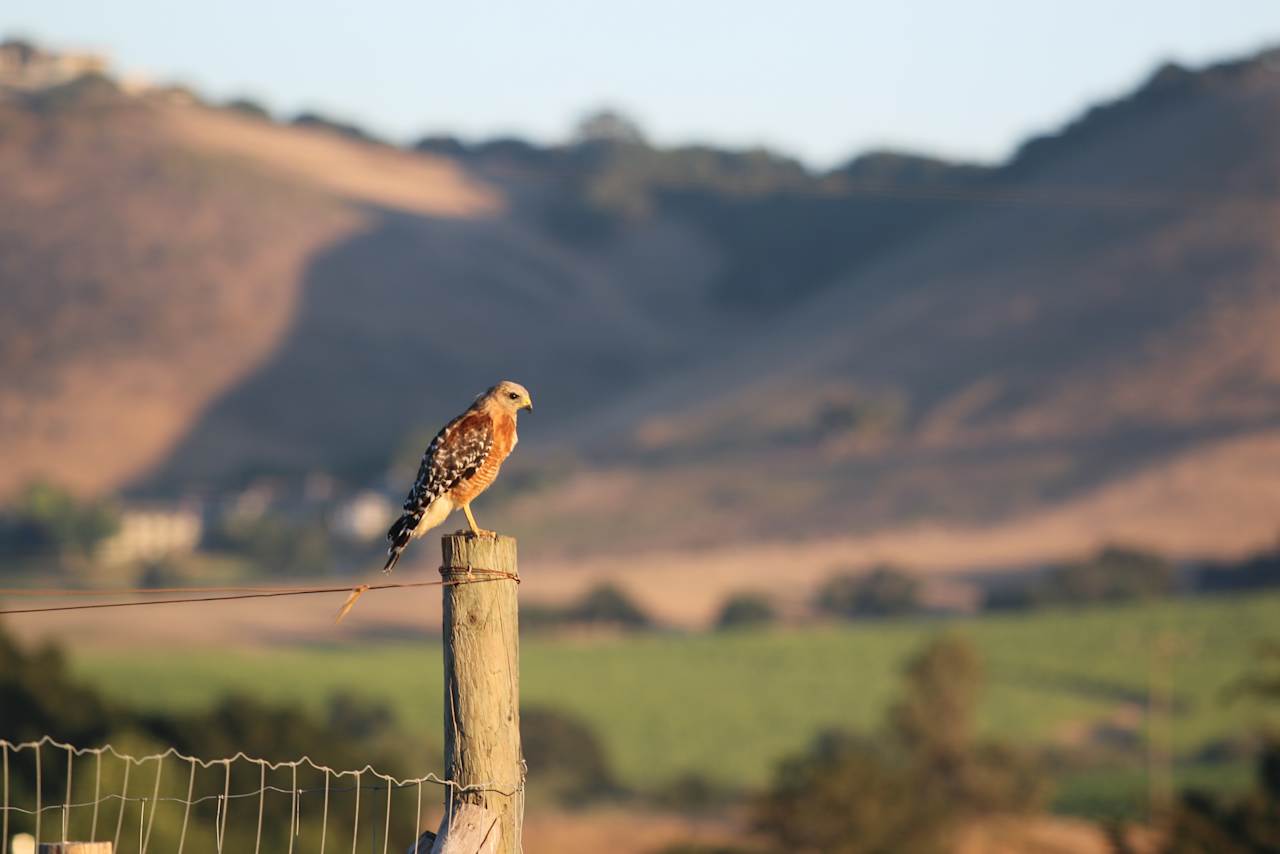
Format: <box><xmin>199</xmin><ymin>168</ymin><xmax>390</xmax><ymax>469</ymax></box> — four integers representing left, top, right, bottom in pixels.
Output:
<box><xmin>462</xmin><ymin>503</ymin><xmax>495</xmax><ymax>537</ymax></box>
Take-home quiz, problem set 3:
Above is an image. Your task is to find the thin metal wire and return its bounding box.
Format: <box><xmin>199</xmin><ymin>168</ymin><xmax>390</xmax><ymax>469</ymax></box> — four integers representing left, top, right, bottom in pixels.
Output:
<box><xmin>293</xmin><ymin>766</ymin><xmax>302</xmax><ymax>846</ymax></box>
<box><xmin>62</xmin><ymin>744</ymin><xmax>72</xmax><ymax>843</ymax></box>
<box><xmin>0</xmin><ymin>571</ymin><xmax>519</xmax><ymax>616</ymax></box>
<box><xmin>2</xmin><ymin>742</ymin><xmax>8</xmax><ymax>854</ymax></box>
<box><xmin>177</xmin><ymin>757</ymin><xmax>196</xmax><ymax>854</ymax></box>
<box><xmin>287</xmin><ymin>763</ymin><xmax>297</xmax><ymax>854</ymax></box>
<box><xmin>382</xmin><ymin>772</ymin><xmax>391</xmax><ymax>854</ymax></box>
<box><xmin>214</xmin><ymin>794</ymin><xmax>224</xmax><ymax>854</ymax></box>
<box><xmin>142</xmin><ymin>753</ymin><xmax>163</xmax><ymax>854</ymax></box>
<box><xmin>351</xmin><ymin>770</ymin><xmax>361</xmax><ymax>854</ymax></box>
<box><xmin>0</xmin><ymin>584</ymin><xmax>353</xmax><ymax>597</ymax></box>
<box><xmin>33</xmin><ymin>740</ymin><xmax>41</xmax><ymax>848</ymax></box>
<box><xmin>91</xmin><ymin>749</ymin><xmax>102</xmax><ymax>841</ymax></box>
<box><xmin>253</xmin><ymin>760</ymin><xmax>265</xmax><ymax>854</ymax></box>
<box><xmin>216</xmin><ymin>761</ymin><xmax>230</xmax><ymax>854</ymax></box>
<box><xmin>113</xmin><ymin>752</ymin><xmax>131</xmax><ymax>852</ymax></box>
<box><xmin>414</xmin><ymin>780</ymin><xmax>422</xmax><ymax>853</ymax></box>
<box><xmin>0</xmin><ymin>738</ymin><xmax>501</xmax><ymax>797</ymax></box>
<box><xmin>320</xmin><ymin>768</ymin><xmax>330</xmax><ymax>854</ymax></box>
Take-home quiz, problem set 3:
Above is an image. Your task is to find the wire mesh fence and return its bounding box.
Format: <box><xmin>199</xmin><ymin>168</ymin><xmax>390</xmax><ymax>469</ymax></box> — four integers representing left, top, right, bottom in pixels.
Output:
<box><xmin>0</xmin><ymin>736</ymin><xmax>510</xmax><ymax>854</ymax></box>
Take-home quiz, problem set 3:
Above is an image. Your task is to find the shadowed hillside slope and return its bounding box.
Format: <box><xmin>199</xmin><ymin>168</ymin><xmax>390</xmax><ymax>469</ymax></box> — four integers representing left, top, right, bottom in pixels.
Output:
<box><xmin>501</xmin><ymin>50</ymin><xmax>1280</xmax><ymax>555</ymax></box>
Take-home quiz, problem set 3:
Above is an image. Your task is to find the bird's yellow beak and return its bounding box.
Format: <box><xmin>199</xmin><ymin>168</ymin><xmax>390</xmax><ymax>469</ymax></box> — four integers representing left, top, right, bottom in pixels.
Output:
<box><xmin>522</xmin><ymin>395</ymin><xmax>534</xmax><ymax>412</ymax></box>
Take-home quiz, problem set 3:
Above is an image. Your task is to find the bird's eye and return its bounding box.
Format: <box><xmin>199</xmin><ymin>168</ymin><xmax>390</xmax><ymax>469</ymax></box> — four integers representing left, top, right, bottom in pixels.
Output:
<box><xmin>508</xmin><ymin>392</ymin><xmax>519</xmax><ymax>400</ymax></box>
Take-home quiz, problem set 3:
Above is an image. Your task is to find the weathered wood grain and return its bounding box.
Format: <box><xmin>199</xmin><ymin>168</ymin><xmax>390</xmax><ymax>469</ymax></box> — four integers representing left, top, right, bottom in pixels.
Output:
<box><xmin>437</xmin><ymin>534</ymin><xmax>522</xmax><ymax>854</ymax></box>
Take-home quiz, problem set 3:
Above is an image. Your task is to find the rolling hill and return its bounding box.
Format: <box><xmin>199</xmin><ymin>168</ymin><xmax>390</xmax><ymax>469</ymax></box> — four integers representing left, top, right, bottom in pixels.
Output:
<box><xmin>1</xmin><ymin>46</ymin><xmax>1278</xmax><ymax>567</ymax></box>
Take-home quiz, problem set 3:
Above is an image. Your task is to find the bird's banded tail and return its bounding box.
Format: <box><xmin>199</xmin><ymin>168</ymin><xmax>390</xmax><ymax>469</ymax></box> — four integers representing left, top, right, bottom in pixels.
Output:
<box><xmin>383</xmin><ymin>509</ymin><xmax>422</xmax><ymax>573</ymax></box>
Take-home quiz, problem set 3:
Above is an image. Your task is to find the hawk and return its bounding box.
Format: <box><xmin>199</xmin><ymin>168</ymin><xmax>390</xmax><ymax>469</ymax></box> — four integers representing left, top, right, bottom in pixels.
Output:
<box><xmin>382</xmin><ymin>381</ymin><xmax>533</xmax><ymax>572</ymax></box>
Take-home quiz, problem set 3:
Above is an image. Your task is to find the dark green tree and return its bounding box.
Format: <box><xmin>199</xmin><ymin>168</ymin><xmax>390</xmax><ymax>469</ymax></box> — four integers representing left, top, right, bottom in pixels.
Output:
<box><xmin>715</xmin><ymin>592</ymin><xmax>777</xmax><ymax>630</ymax></box>
<box><xmin>567</xmin><ymin>583</ymin><xmax>652</xmax><ymax>629</ymax></box>
<box><xmin>749</xmin><ymin>636</ymin><xmax>1045</xmax><ymax>853</ymax></box>
<box><xmin>814</xmin><ymin>565</ymin><xmax>923</xmax><ymax>619</ymax></box>
<box><xmin>891</xmin><ymin>635</ymin><xmax>1045</xmax><ymax>815</ymax></box>
<box><xmin>752</xmin><ymin>731</ymin><xmax>949</xmax><ymax>854</ymax></box>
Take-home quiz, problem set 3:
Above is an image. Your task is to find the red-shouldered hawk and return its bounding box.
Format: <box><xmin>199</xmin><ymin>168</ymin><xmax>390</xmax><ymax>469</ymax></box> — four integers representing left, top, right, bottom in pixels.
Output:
<box><xmin>382</xmin><ymin>381</ymin><xmax>532</xmax><ymax>572</ymax></box>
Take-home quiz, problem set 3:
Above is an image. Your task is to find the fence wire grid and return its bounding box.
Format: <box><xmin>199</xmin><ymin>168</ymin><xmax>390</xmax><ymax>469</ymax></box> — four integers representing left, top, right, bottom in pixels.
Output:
<box><xmin>0</xmin><ymin>736</ymin><xmax>517</xmax><ymax>854</ymax></box>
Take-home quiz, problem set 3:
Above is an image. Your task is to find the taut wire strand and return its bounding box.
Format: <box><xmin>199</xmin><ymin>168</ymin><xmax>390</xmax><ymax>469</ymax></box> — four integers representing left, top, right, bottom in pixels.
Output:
<box><xmin>216</xmin><ymin>760</ymin><xmax>229</xmax><ymax>854</ymax></box>
<box><xmin>414</xmin><ymin>779</ymin><xmax>422</xmax><ymax>853</ymax></box>
<box><xmin>142</xmin><ymin>752</ymin><xmax>163</xmax><ymax>854</ymax></box>
<box><xmin>112</xmin><ymin>750</ymin><xmax>130</xmax><ymax>851</ymax></box>
<box><xmin>3</xmin><ymin>741</ymin><xmax>9</xmax><ymax>854</ymax></box>
<box><xmin>91</xmin><ymin>749</ymin><xmax>102</xmax><ymax>841</ymax></box>
<box><xmin>253</xmin><ymin>759</ymin><xmax>265</xmax><ymax>854</ymax></box>
<box><xmin>0</xmin><ymin>570</ymin><xmax>519</xmax><ymax>617</ymax></box>
<box><xmin>288</xmin><ymin>763</ymin><xmax>297</xmax><ymax>854</ymax></box>
<box><xmin>33</xmin><ymin>739</ymin><xmax>40</xmax><ymax>848</ymax></box>
<box><xmin>62</xmin><ymin>744</ymin><xmax>72</xmax><ymax>843</ymax></box>
<box><xmin>320</xmin><ymin>768</ymin><xmax>330</xmax><ymax>854</ymax></box>
<box><xmin>177</xmin><ymin>757</ymin><xmax>196</xmax><ymax>854</ymax></box>
<box><xmin>350</xmin><ymin>770</ymin><xmax>361</xmax><ymax>854</ymax></box>
<box><xmin>382</xmin><ymin>771</ymin><xmax>392</xmax><ymax>854</ymax></box>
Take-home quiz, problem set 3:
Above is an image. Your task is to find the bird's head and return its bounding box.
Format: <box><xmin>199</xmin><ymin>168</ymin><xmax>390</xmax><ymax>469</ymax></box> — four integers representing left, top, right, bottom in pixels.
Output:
<box><xmin>488</xmin><ymin>380</ymin><xmax>533</xmax><ymax>414</ymax></box>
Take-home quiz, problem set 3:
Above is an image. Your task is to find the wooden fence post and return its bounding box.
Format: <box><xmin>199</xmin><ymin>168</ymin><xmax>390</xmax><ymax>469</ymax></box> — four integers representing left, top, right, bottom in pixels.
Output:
<box><xmin>38</xmin><ymin>844</ymin><xmax>113</xmax><ymax>853</ymax></box>
<box><xmin>433</xmin><ymin>534</ymin><xmax>523</xmax><ymax>854</ymax></box>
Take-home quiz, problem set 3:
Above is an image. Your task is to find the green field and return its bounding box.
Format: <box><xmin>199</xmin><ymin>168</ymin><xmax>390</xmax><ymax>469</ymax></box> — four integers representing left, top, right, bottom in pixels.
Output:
<box><xmin>71</xmin><ymin>592</ymin><xmax>1280</xmax><ymax>810</ymax></box>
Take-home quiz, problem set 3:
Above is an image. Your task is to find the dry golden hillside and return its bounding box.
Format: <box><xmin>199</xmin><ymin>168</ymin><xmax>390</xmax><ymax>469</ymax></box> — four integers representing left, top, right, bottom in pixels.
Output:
<box><xmin>1</xmin><ymin>50</ymin><xmax>1278</xmax><ymax>567</ymax></box>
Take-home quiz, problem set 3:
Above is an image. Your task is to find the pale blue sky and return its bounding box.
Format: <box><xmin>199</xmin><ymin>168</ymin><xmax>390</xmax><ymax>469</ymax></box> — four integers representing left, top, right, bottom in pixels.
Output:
<box><xmin>6</xmin><ymin>1</ymin><xmax>1279</xmax><ymax>167</ymax></box>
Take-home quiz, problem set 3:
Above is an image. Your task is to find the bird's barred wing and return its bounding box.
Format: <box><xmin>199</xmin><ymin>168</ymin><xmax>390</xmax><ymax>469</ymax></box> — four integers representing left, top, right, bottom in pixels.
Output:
<box><xmin>383</xmin><ymin>409</ymin><xmax>494</xmax><ymax>571</ymax></box>
<box><xmin>407</xmin><ymin>409</ymin><xmax>494</xmax><ymax>508</ymax></box>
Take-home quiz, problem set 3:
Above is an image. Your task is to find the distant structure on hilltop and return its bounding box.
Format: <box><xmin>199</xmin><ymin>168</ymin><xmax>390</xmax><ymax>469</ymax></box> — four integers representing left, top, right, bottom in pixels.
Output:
<box><xmin>0</xmin><ymin>38</ymin><xmax>108</xmax><ymax>90</ymax></box>
<box><xmin>97</xmin><ymin>502</ymin><xmax>204</xmax><ymax>567</ymax></box>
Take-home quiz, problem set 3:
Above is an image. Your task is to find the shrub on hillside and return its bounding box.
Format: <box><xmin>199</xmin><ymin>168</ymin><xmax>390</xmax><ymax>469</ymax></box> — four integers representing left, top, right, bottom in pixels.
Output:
<box><xmin>25</xmin><ymin>72</ymin><xmax>120</xmax><ymax>113</ymax></box>
<box><xmin>1048</xmin><ymin>545</ymin><xmax>1176</xmax><ymax>602</ymax></box>
<box><xmin>715</xmin><ymin>592</ymin><xmax>777</xmax><ymax>630</ymax></box>
<box><xmin>566</xmin><ymin>583</ymin><xmax>652</xmax><ymax>628</ymax></box>
<box><xmin>225</xmin><ymin>97</ymin><xmax>271</xmax><ymax>120</ymax></box>
<box><xmin>983</xmin><ymin>544</ymin><xmax>1177</xmax><ymax>611</ymax></box>
<box><xmin>520</xmin><ymin>583</ymin><xmax>654</xmax><ymax>633</ymax></box>
<box><xmin>814</xmin><ymin>565</ymin><xmax>923</xmax><ymax>619</ymax></box>
<box><xmin>1194</xmin><ymin>538</ymin><xmax>1280</xmax><ymax>594</ymax></box>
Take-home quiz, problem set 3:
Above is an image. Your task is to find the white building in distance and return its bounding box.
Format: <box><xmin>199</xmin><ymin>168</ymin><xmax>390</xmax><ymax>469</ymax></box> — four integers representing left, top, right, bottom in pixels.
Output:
<box><xmin>97</xmin><ymin>503</ymin><xmax>203</xmax><ymax>567</ymax></box>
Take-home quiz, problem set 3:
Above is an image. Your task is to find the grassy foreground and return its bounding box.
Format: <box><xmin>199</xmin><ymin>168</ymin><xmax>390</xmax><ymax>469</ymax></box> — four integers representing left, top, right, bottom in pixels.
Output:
<box><xmin>71</xmin><ymin>592</ymin><xmax>1280</xmax><ymax>803</ymax></box>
